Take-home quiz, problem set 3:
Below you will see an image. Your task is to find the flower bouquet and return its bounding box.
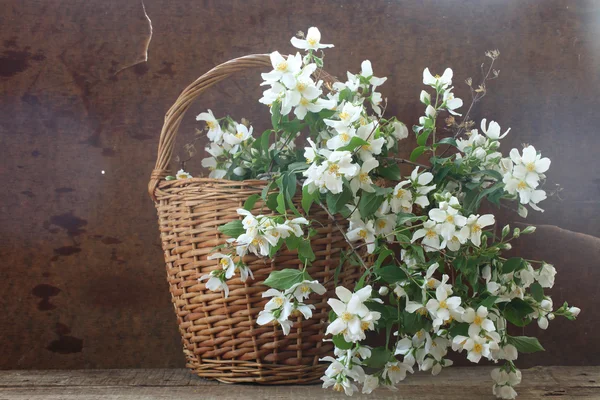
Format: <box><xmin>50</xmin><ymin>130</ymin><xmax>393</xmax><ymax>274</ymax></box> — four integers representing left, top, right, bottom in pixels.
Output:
<box><xmin>152</xmin><ymin>27</ymin><xmax>579</xmax><ymax>397</ymax></box>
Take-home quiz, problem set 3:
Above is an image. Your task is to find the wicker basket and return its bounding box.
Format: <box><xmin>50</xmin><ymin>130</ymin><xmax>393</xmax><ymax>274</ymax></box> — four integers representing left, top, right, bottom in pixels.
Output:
<box><xmin>148</xmin><ymin>54</ymin><xmax>362</xmax><ymax>384</ymax></box>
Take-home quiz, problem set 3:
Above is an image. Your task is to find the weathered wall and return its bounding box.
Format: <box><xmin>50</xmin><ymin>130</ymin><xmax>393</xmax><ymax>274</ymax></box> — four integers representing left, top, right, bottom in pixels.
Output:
<box><xmin>0</xmin><ymin>0</ymin><xmax>598</xmax><ymax>369</ymax></box>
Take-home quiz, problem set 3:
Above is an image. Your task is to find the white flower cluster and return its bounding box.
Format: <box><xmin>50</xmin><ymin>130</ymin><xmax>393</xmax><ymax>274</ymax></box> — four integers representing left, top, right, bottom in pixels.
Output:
<box><xmin>233</xmin><ymin>209</ymin><xmax>308</xmax><ymax>257</ymax></box>
<box><xmin>196</xmin><ymin>110</ymin><xmax>254</xmax><ymax>178</ymax></box>
<box><xmin>491</xmin><ymin>367</ymin><xmax>522</xmax><ymax>399</ymax></box>
<box><xmin>257</xmin><ymin>280</ymin><xmax>326</xmax><ymax>335</ymax></box>
<box><xmin>503</xmin><ymin>145</ymin><xmax>550</xmax><ymax>212</ymax></box>
<box><xmin>199</xmin><ymin>209</ymin><xmax>308</xmax><ymax>298</ymax></box>
<box><xmin>411</xmin><ymin>194</ymin><xmax>495</xmax><ymax>252</ymax></box>
<box><xmin>456</xmin><ymin>119</ymin><xmax>509</xmax><ymax>173</ymax></box>
<box><xmin>325</xmin><ymin>286</ymin><xmax>381</xmax><ymax>342</ymax></box>
<box><xmin>198</xmin><ymin>252</ymin><xmax>254</xmax><ymax>298</ymax></box>
<box><xmin>321</xmin><ymin>346</ymin><xmax>371</xmax><ymax>395</ymax></box>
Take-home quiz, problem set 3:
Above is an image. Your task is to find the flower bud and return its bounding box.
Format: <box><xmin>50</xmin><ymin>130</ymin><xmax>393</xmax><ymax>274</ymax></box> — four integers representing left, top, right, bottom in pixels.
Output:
<box><xmin>513</xmin><ymin>228</ymin><xmax>521</xmax><ymax>238</ymax></box>
<box><xmin>522</xmin><ymin>226</ymin><xmax>537</xmax><ymax>234</ymax></box>
<box><xmin>500</xmin><ymin>243</ymin><xmax>512</xmax><ymax>250</ymax></box>
<box><xmin>548</xmin><ymin>313</ymin><xmax>555</xmax><ymax>320</ymax></box>
<box><xmin>568</xmin><ymin>306</ymin><xmax>581</xmax><ymax>317</ymax></box>
<box><xmin>378</xmin><ymin>286</ymin><xmax>389</xmax><ymax>296</ymax></box>
<box><xmin>502</xmin><ymin>224</ymin><xmax>510</xmax><ymax>238</ymax></box>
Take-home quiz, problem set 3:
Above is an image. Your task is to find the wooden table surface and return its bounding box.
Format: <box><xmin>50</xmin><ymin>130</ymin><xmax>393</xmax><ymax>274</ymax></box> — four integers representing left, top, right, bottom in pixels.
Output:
<box><xmin>0</xmin><ymin>367</ymin><xmax>598</xmax><ymax>399</ymax></box>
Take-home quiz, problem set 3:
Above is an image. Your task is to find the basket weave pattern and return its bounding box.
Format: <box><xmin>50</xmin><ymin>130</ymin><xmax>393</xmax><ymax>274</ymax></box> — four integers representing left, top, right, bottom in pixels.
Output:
<box><xmin>149</xmin><ymin>55</ymin><xmax>361</xmax><ymax>383</ymax></box>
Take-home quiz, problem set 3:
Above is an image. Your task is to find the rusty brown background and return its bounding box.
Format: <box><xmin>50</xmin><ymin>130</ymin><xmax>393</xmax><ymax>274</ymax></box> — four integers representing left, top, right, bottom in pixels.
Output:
<box><xmin>1</xmin><ymin>0</ymin><xmax>599</xmax><ymax>370</ymax></box>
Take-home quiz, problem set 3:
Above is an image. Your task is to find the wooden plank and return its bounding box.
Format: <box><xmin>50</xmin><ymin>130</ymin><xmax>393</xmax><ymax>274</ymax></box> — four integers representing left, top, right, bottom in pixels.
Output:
<box><xmin>0</xmin><ymin>367</ymin><xmax>598</xmax><ymax>399</ymax></box>
<box><xmin>0</xmin><ymin>383</ymin><xmax>599</xmax><ymax>400</ymax></box>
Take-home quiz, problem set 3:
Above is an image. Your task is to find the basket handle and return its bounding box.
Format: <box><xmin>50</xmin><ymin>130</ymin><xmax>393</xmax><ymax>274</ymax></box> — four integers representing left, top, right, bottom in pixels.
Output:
<box><xmin>148</xmin><ymin>53</ymin><xmax>337</xmax><ymax>201</ymax></box>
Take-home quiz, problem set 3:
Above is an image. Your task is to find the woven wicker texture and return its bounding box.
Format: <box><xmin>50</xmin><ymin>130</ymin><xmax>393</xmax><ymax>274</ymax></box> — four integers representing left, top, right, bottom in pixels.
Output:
<box><xmin>149</xmin><ymin>55</ymin><xmax>361</xmax><ymax>384</ymax></box>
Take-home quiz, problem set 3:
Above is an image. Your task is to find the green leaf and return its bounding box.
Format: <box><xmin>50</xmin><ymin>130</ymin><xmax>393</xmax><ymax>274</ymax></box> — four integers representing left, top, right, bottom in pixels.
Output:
<box><xmin>326</xmin><ymin>186</ymin><xmax>353</xmax><ymax>214</ymax></box>
<box><xmin>263</xmin><ymin>268</ymin><xmax>309</xmax><ymax>290</ymax></box>
<box><xmin>297</xmin><ymin>239</ymin><xmax>316</xmax><ymax>263</ymax></box>
<box><xmin>358</xmin><ymin>192</ymin><xmax>385</xmax><ymax>219</ymax></box>
<box><xmin>502</xmin><ymin>257</ymin><xmax>524</xmax><ymax>274</ymax></box>
<box><xmin>397</xmin><ymin>212</ymin><xmax>426</xmax><ymax>226</ymax></box>
<box><xmin>502</xmin><ymin>298</ymin><xmax>535</xmax><ymax>327</ymax></box>
<box><xmin>266</xmin><ymin>192</ymin><xmax>279</xmax><ymax>211</ymax></box>
<box><xmin>478</xmin><ymin>296</ymin><xmax>499</xmax><ymax>309</ymax></box>
<box><xmin>507</xmin><ymin>336</ymin><xmax>545</xmax><ymax>353</ymax></box>
<box><xmin>378</xmin><ymin>163</ymin><xmax>402</xmax><ymax>180</ymax></box>
<box><xmin>243</xmin><ymin>194</ymin><xmax>261</xmax><ymax>211</ymax></box>
<box><xmin>375</xmin><ymin>265</ymin><xmax>407</xmax><ymax>284</ymax></box>
<box><xmin>217</xmin><ymin>220</ymin><xmax>245</xmax><ymax>238</ymax></box>
<box><xmin>260</xmin><ymin>130</ymin><xmax>271</xmax><ymax>154</ymax></box>
<box><xmin>475</xmin><ymin>169</ymin><xmax>504</xmax><ymax>182</ymax></box>
<box><xmin>287</xmin><ymin>162</ymin><xmax>309</xmax><ymax>173</ymax></box>
<box><xmin>410</xmin><ymin>146</ymin><xmax>427</xmax><ymax>162</ymax></box>
<box><xmin>301</xmin><ymin>185</ymin><xmax>318</xmax><ymax>214</ymax></box>
<box><xmin>337</xmin><ymin>136</ymin><xmax>370</xmax><ymax>152</ymax></box>
<box><xmin>364</xmin><ymin>347</ymin><xmax>392</xmax><ymax>369</ymax></box>
<box><xmin>417</xmin><ymin>130</ymin><xmax>431</xmax><ymax>146</ymax></box>
<box><xmin>271</xmin><ymin>100</ymin><xmax>282</xmax><ymax>130</ymax></box>
<box><xmin>436</xmin><ymin>137</ymin><xmax>458</xmax><ymax>147</ymax></box>
<box><xmin>276</xmin><ymin>191</ymin><xmax>286</xmax><ymax>214</ymax></box>
<box><xmin>448</xmin><ymin>322</ymin><xmax>469</xmax><ymax>337</ymax></box>
<box><xmin>332</xmin><ymin>334</ymin><xmax>353</xmax><ymax>350</ymax></box>
<box><xmin>530</xmin><ymin>282</ymin><xmax>544</xmax><ymax>302</ymax></box>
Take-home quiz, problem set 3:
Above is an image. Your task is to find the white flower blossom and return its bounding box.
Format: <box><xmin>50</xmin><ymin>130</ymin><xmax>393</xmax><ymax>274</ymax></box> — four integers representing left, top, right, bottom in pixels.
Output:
<box><xmin>291</xmin><ymin>27</ymin><xmax>334</xmax><ymax>50</ymax></box>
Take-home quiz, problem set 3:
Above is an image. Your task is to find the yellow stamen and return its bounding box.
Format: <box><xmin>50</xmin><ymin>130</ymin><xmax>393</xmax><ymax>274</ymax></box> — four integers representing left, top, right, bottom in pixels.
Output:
<box><xmin>307</xmin><ymin>37</ymin><xmax>317</xmax><ymax>47</ymax></box>
<box><xmin>473</xmin><ymin>343</ymin><xmax>483</xmax><ymax>353</ymax></box>
<box><xmin>338</xmin><ymin>111</ymin><xmax>350</xmax><ymax>121</ymax></box>
<box><xmin>474</xmin><ymin>315</ymin><xmax>483</xmax><ymax>325</ymax></box>
<box><xmin>359</xmin><ymin>172</ymin><xmax>369</xmax><ymax>183</ymax></box>
<box><xmin>446</xmin><ymin>215</ymin><xmax>454</xmax><ymax>223</ymax></box>
<box><xmin>328</xmin><ymin>164</ymin><xmax>340</xmax><ymax>176</ymax></box>
<box><xmin>517</xmin><ymin>181</ymin><xmax>528</xmax><ymax>190</ymax></box>
<box><xmin>439</xmin><ymin>300</ymin><xmax>448</xmax><ymax>309</ymax></box>
<box><xmin>276</xmin><ymin>61</ymin><xmax>288</xmax><ymax>71</ymax></box>
<box><xmin>526</xmin><ymin>162</ymin><xmax>536</xmax><ymax>172</ymax></box>
<box><xmin>360</xmin><ymin>321</ymin><xmax>370</xmax><ymax>330</ymax></box>
<box><xmin>425</xmin><ymin>229</ymin><xmax>437</xmax><ymax>239</ymax></box>
<box><xmin>341</xmin><ymin>312</ymin><xmax>353</xmax><ymax>322</ymax></box>
<box><xmin>274</xmin><ymin>297</ymin><xmax>284</xmax><ymax>307</ymax></box>
<box><xmin>358</xmin><ymin>229</ymin><xmax>368</xmax><ymax>239</ymax></box>
<box><xmin>206</xmin><ymin>121</ymin><xmax>216</xmax><ymax>130</ymax></box>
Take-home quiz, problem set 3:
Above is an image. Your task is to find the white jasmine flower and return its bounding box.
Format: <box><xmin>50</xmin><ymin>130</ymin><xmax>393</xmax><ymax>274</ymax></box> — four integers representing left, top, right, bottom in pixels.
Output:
<box><xmin>324</xmin><ymin>102</ymin><xmax>363</xmax><ymax>131</ymax></box>
<box><xmin>428</xmin><ymin>197</ymin><xmax>467</xmax><ymax>240</ymax></box>
<box><xmin>279</xmin><ymin>217</ymin><xmax>309</xmax><ymax>238</ymax></box>
<box><xmin>358</xmin><ymin>60</ymin><xmax>387</xmax><ymax>88</ymax></box>
<box><xmin>199</xmin><ymin>271</ymin><xmax>229</xmax><ymax>298</ymax></box>
<box><xmin>462</xmin><ymin>306</ymin><xmax>496</xmax><ymax>337</ymax></box>
<box><xmin>423</xmin><ymin>67</ymin><xmax>453</xmax><ymax>89</ymax></box>
<box><xmin>412</xmin><ymin>220</ymin><xmax>442</xmax><ymax>251</ymax></box>
<box><xmin>295</xmin><ymin>96</ymin><xmax>336</xmax><ymax>120</ymax></box>
<box><xmin>446</xmin><ymin>226</ymin><xmax>470</xmax><ymax>251</ymax></box>
<box><xmin>465</xmin><ymin>214</ymin><xmax>495</xmax><ymax>246</ymax></box>
<box><xmin>207</xmin><ymin>252</ymin><xmax>236</xmax><ymax>279</ymax></box>
<box><xmin>223</xmin><ymin>123</ymin><xmax>253</xmax><ymax>148</ymax></box>
<box><xmin>426</xmin><ymin>285</ymin><xmax>462</xmax><ymax>327</ymax></box>
<box><xmin>374</xmin><ymin>210</ymin><xmax>396</xmax><ymax>237</ymax></box>
<box><xmin>390</xmin><ymin>180</ymin><xmax>413</xmax><ymax>213</ymax></box>
<box><xmin>304</xmin><ymin>150</ymin><xmax>359</xmax><ymax>194</ymax></box>
<box><xmin>362</xmin><ymin>374</ymin><xmax>379</xmax><ymax>394</ymax></box>
<box><xmin>288</xmin><ymin>279</ymin><xmax>326</xmax><ymax>301</ymax></box>
<box><xmin>443</xmin><ymin>89</ymin><xmax>463</xmax><ymax>115</ymax></box>
<box><xmin>481</xmin><ymin>118</ymin><xmax>510</xmax><ymax>140</ymax></box>
<box><xmin>176</xmin><ymin>169</ymin><xmax>192</xmax><ymax>179</ymax></box>
<box><xmin>464</xmin><ymin>335</ymin><xmax>492</xmax><ymax>363</ymax></box>
<box><xmin>257</xmin><ymin>288</ymin><xmax>294</xmax><ymax>334</ymax></box>
<box><xmin>392</xmin><ymin>121</ymin><xmax>409</xmax><ymax>141</ymax></box>
<box><xmin>326</xmin><ymin>286</ymin><xmax>380</xmax><ymax>342</ymax></box>
<box><xmin>261</xmin><ymin>51</ymin><xmax>303</xmax><ymax>84</ymax></box>
<box><xmin>347</xmin><ymin>219</ymin><xmax>377</xmax><ymax>253</ymax></box>
<box><xmin>326</xmin><ymin>127</ymin><xmax>357</xmax><ymax>150</ymax></box>
<box><xmin>290</xmin><ymin>27</ymin><xmax>334</xmax><ymax>50</ymax></box>
<box><xmin>350</xmin><ymin>158</ymin><xmax>378</xmax><ymax>194</ymax></box>
<box><xmin>382</xmin><ymin>361</ymin><xmax>413</xmax><ymax>384</ymax></box>
<box><xmin>355</xmin><ymin>121</ymin><xmax>385</xmax><ymax>161</ymax></box>
<box><xmin>410</xmin><ymin>167</ymin><xmax>436</xmax><ymax>207</ymax></box>
<box><xmin>196</xmin><ymin>109</ymin><xmax>223</xmax><ymax>143</ymax></box>
<box><xmin>536</xmin><ymin>263</ymin><xmax>556</xmax><ymax>288</ymax></box>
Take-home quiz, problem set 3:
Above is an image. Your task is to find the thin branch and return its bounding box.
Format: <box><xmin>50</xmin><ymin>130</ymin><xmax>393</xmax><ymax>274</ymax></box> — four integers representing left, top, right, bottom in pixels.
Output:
<box><xmin>384</xmin><ymin>157</ymin><xmax>430</xmax><ymax>170</ymax></box>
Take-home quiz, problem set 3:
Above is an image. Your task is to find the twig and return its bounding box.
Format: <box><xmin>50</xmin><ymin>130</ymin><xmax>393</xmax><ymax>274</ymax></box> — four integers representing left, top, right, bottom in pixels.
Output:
<box><xmin>316</xmin><ymin>201</ymin><xmax>369</xmax><ymax>271</ymax></box>
<box><xmin>384</xmin><ymin>157</ymin><xmax>430</xmax><ymax>170</ymax></box>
